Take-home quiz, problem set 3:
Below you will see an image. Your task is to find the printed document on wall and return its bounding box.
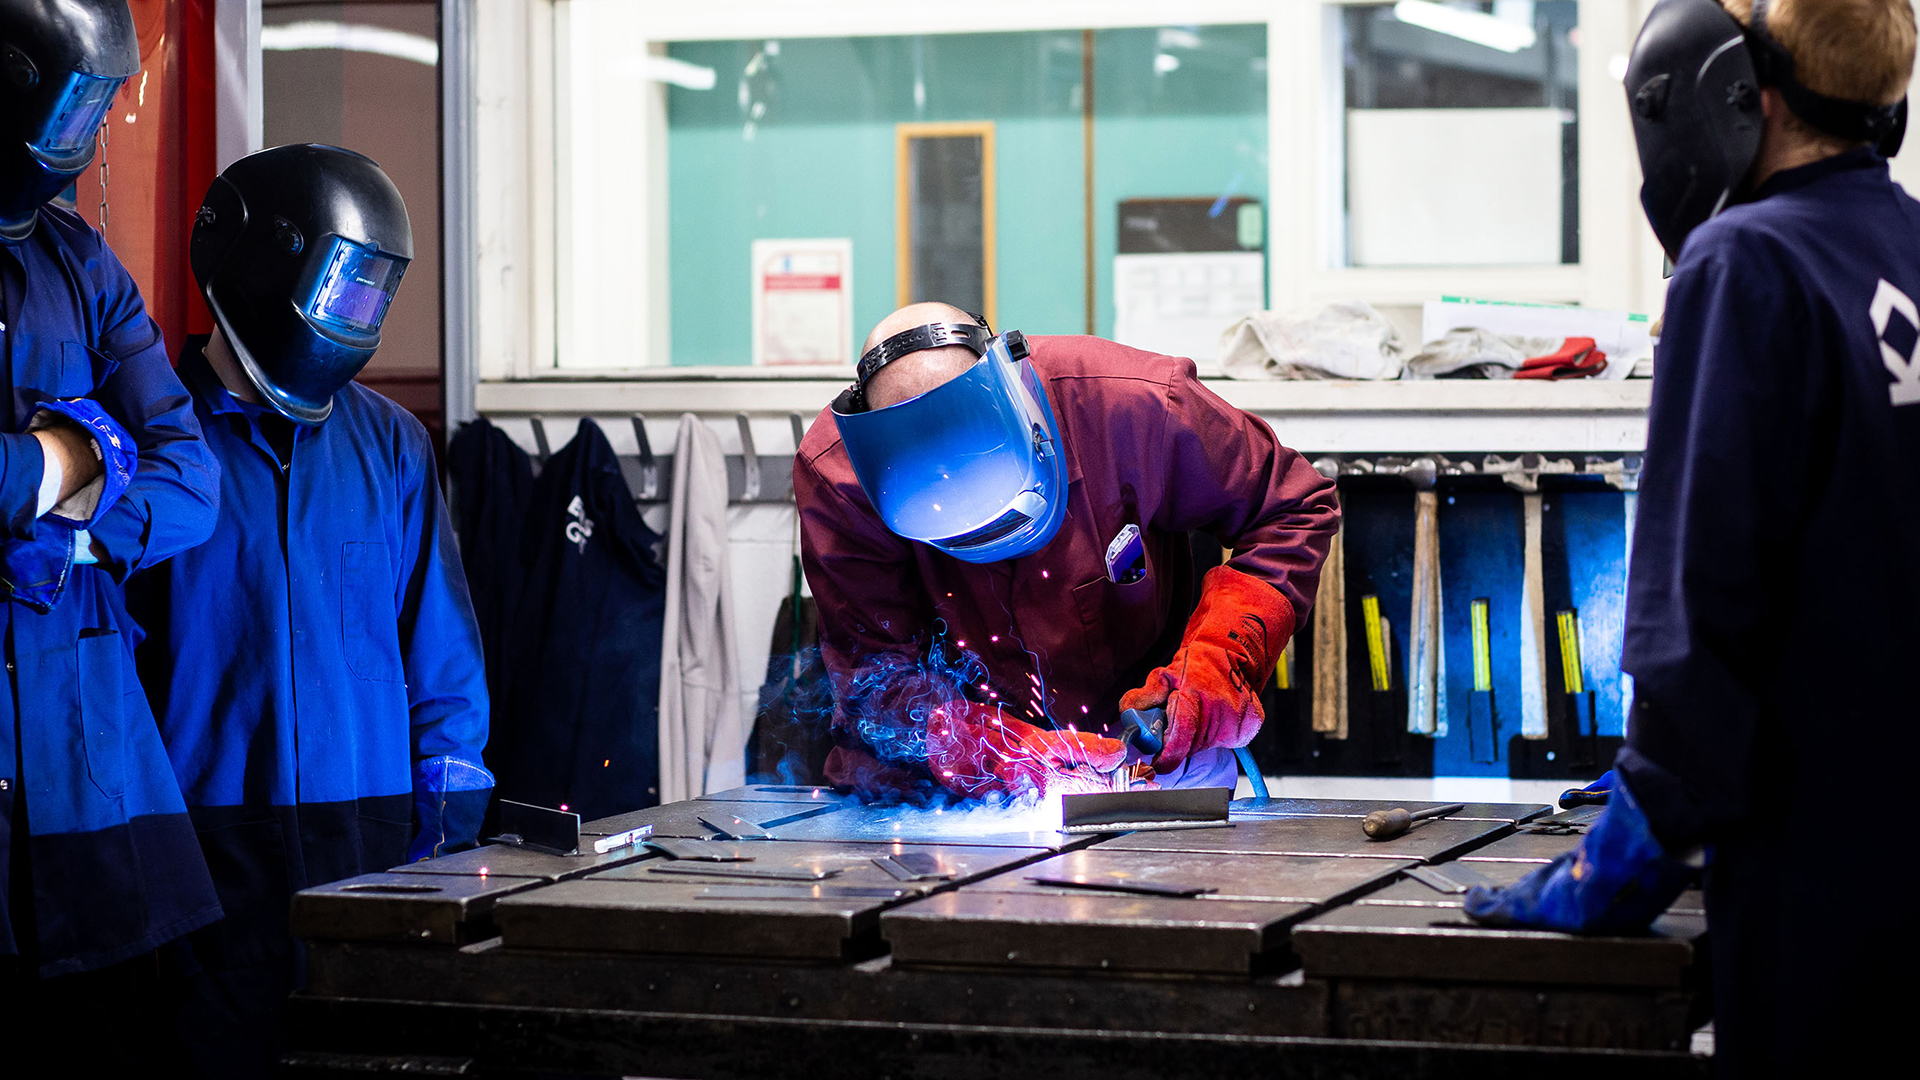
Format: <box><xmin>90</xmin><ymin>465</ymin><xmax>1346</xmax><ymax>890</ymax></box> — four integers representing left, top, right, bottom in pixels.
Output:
<box><xmin>1113</xmin><ymin>252</ymin><xmax>1265</xmax><ymax>364</ymax></box>
<box><xmin>752</xmin><ymin>239</ymin><xmax>853</xmax><ymax>365</ymax></box>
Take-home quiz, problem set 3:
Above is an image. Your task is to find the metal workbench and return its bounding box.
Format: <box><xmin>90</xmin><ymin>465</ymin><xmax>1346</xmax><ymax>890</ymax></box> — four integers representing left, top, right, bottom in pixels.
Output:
<box><xmin>284</xmin><ymin>788</ymin><xmax>1710</xmax><ymax>1079</ymax></box>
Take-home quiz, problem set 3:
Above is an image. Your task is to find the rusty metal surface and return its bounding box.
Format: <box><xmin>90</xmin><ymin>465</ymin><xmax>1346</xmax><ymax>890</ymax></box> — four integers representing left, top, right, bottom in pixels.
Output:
<box><xmin>387</xmin><ymin>840</ymin><xmax>653</xmax><ymax>882</ymax></box>
<box><xmin>590</xmin><ymin>840</ymin><xmax>1046</xmax><ymax>891</ymax></box>
<box><xmin>1094</xmin><ymin>814</ymin><xmax>1512</xmax><ymax>863</ymax></box>
<box><xmin>1456</xmin><ymin>830</ymin><xmax>1587</xmax><ymax>864</ymax></box>
<box><xmin>961</xmin><ymin>849</ymin><xmax>1412</xmax><ymax>906</ymax></box>
<box><xmin>493</xmin><ymin>878</ymin><xmax>891</xmax><ymax>960</ymax></box>
<box><xmin>883</xmin><ymin>890</ymin><xmax>1313</xmax><ymax>975</ymax></box>
<box><xmin>768</xmin><ymin>802</ymin><xmax>1099</xmax><ymax>850</ymax></box>
<box><xmin>1291</xmin><ymin>902</ymin><xmax>1707</xmax><ymax>987</ymax></box>
<box><xmin>493</xmin><ymin>841</ymin><xmax>1050</xmax><ymax>961</ymax></box>
<box><xmin>291</xmin><ymin>872</ymin><xmax>546</xmax><ymax>945</ymax></box>
<box><xmin>580</xmin><ymin>799</ymin><xmax>845</xmax><ymax>838</ymax></box>
<box><xmin>1231</xmin><ymin>799</ymin><xmax>1550</xmax><ymax>824</ymax></box>
<box><xmin>302</xmin><ymin>943</ymin><xmax>1330</xmax><ymax>1038</ymax></box>
<box><xmin>1330</xmin><ymin>979</ymin><xmax>1699</xmax><ymax>1050</ymax></box>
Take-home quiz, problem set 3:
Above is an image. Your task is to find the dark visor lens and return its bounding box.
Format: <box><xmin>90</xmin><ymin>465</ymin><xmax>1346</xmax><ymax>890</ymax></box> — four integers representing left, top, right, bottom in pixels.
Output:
<box><xmin>32</xmin><ymin>72</ymin><xmax>124</xmax><ymax>157</ymax></box>
<box><xmin>308</xmin><ymin>240</ymin><xmax>407</xmax><ymax>334</ymax></box>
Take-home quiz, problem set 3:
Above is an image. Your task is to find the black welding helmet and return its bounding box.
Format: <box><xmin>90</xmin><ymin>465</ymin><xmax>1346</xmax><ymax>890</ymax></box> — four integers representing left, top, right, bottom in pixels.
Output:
<box><xmin>191</xmin><ymin>144</ymin><xmax>411</xmax><ymax>424</ymax></box>
<box><xmin>1626</xmin><ymin>0</ymin><xmax>1908</xmax><ymax>262</ymax></box>
<box><xmin>0</xmin><ymin>0</ymin><xmax>138</xmax><ymax>242</ymax></box>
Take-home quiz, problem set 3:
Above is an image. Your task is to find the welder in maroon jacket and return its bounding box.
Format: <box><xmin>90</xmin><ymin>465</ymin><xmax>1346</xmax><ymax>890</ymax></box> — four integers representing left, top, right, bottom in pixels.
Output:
<box><xmin>795</xmin><ymin>302</ymin><xmax>1339</xmax><ymax>799</ymax></box>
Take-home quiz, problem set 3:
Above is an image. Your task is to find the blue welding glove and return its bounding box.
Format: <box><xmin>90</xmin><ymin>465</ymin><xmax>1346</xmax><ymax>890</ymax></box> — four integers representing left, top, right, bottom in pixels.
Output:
<box><xmin>1557</xmin><ymin>770</ymin><xmax>1615</xmax><ymax>809</ymax></box>
<box><xmin>1464</xmin><ymin>771</ymin><xmax>1697</xmax><ymax>934</ymax></box>
<box><xmin>0</xmin><ymin>523</ymin><xmax>80</xmax><ymax>613</ymax></box>
<box><xmin>27</xmin><ymin>398</ymin><xmax>139</xmax><ymax>529</ymax></box>
<box><xmin>409</xmin><ymin>756</ymin><xmax>496</xmax><ymax>862</ymax></box>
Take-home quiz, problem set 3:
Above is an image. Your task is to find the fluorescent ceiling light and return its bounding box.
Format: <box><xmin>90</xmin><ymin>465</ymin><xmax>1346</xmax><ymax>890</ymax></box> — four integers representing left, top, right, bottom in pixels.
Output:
<box><xmin>639</xmin><ymin>55</ymin><xmax>718</xmax><ymax>91</ymax></box>
<box><xmin>260</xmin><ymin>21</ymin><xmax>439</xmax><ymax>66</ymax></box>
<box><xmin>1393</xmin><ymin>1</ymin><xmax>1538</xmax><ymax>54</ymax></box>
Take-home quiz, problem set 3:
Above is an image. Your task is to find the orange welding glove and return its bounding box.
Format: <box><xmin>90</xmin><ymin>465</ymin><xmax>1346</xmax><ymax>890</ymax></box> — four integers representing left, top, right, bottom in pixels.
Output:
<box><xmin>925</xmin><ymin>700</ymin><xmax>1128</xmax><ymax>800</ymax></box>
<box><xmin>1120</xmin><ymin>564</ymin><xmax>1295</xmax><ymax>771</ymax></box>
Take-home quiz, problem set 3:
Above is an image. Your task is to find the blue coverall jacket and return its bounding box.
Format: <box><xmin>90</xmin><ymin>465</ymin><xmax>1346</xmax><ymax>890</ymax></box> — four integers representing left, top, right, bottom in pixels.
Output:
<box><xmin>1617</xmin><ymin>148</ymin><xmax>1920</xmax><ymax>1074</ymax></box>
<box><xmin>130</xmin><ymin>340</ymin><xmax>491</xmax><ymax>977</ymax></box>
<box><xmin>0</xmin><ymin>207</ymin><xmax>222</xmax><ymax>977</ymax></box>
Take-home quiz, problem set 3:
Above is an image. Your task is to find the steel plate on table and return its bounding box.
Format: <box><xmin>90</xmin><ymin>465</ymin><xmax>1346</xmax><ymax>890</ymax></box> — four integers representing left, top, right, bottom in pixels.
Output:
<box><xmin>389</xmin><ymin>840</ymin><xmax>653</xmax><ymax>882</ymax></box>
<box><xmin>493</xmin><ymin>878</ymin><xmax>901</xmax><ymax>960</ymax></box>
<box><xmin>883</xmin><ymin>890</ymin><xmax>1312</xmax><ymax>975</ymax></box>
<box><xmin>292</xmin><ymin>871</ymin><xmax>547</xmax><ymax>945</ymax></box>
<box><xmin>1291</xmin><ymin>902</ymin><xmax>1707</xmax><ymax>988</ymax></box>
<box><xmin>1230</xmin><ymin>798</ymin><xmax>1550</xmax><ymax>824</ymax></box>
<box><xmin>962</xmin><ymin>849</ymin><xmax>1412</xmax><ymax>906</ymax></box>
<box><xmin>1352</xmin><ymin>861</ymin><xmax>1537</xmax><ymax>906</ymax></box>
<box><xmin>1094</xmin><ymin>814</ymin><xmax>1511</xmax><ymax>862</ymax></box>
<box><xmin>579</xmin><ymin>799</ymin><xmax>846</xmax><ymax>839</ymax></box>
<box><xmin>767</xmin><ymin>801</ymin><xmax>1097</xmax><ymax>850</ymax></box>
<box><xmin>1455</xmin><ymin>829</ymin><xmax>1587</xmax><ymax>864</ymax></box>
<box><xmin>590</xmin><ymin>840</ymin><xmax>1048</xmax><ymax>893</ymax></box>
<box><xmin>696</xmin><ymin>785</ymin><xmax>852</xmax><ymax>806</ymax></box>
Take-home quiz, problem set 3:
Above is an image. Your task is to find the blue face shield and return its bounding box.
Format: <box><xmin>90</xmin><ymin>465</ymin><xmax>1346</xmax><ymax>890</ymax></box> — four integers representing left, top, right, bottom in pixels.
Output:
<box><xmin>833</xmin><ymin>330</ymin><xmax>1067</xmax><ymax>564</ymax></box>
<box><xmin>299</xmin><ymin>236</ymin><xmax>408</xmax><ymax>339</ymax></box>
<box><xmin>28</xmin><ymin>71</ymin><xmax>124</xmax><ymax>170</ymax></box>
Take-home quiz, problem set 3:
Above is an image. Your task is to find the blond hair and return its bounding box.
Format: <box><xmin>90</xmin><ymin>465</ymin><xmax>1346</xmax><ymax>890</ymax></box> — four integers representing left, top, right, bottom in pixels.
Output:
<box><xmin>1723</xmin><ymin>0</ymin><xmax>1916</xmax><ymax>106</ymax></box>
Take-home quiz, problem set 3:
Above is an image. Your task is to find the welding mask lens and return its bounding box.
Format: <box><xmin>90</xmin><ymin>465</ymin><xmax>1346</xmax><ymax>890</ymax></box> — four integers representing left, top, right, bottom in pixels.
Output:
<box><xmin>833</xmin><ymin>333</ymin><xmax>1067</xmax><ymax>563</ymax></box>
<box><xmin>305</xmin><ymin>238</ymin><xmax>407</xmax><ymax>336</ymax></box>
<box><xmin>30</xmin><ymin>72</ymin><xmax>123</xmax><ymax>161</ymax></box>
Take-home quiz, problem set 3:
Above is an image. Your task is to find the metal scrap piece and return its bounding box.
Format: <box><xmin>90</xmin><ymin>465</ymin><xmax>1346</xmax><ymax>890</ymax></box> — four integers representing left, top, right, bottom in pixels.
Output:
<box><xmin>643</xmin><ymin>838</ymin><xmax>754</xmax><ymax>862</ymax></box>
<box><xmin>873</xmin><ymin>854</ymin><xmax>953</xmax><ymax>882</ymax></box>
<box><xmin>695</xmin><ymin>885</ymin><xmax>917</xmax><ymax>901</ymax></box>
<box><xmin>645</xmin><ymin>863</ymin><xmax>839</xmax><ymax>883</ymax></box>
<box><xmin>697</xmin><ymin>814</ymin><xmax>774</xmax><ymax>841</ymax></box>
<box><xmin>1023</xmin><ymin>876</ymin><xmax>1216</xmax><ymax>899</ymax></box>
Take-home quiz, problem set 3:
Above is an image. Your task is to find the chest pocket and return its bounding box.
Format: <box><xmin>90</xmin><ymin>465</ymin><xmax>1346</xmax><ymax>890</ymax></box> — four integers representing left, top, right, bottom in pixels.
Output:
<box><xmin>8</xmin><ymin>338</ymin><xmax>116</xmax><ymax>416</ymax></box>
<box><xmin>341</xmin><ymin>540</ymin><xmax>404</xmax><ymax>683</ymax></box>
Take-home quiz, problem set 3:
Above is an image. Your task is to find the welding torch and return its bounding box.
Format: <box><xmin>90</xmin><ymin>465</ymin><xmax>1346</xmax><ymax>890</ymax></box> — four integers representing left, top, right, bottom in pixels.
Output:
<box><xmin>1118</xmin><ymin>707</ymin><xmax>1271</xmax><ymax>800</ymax></box>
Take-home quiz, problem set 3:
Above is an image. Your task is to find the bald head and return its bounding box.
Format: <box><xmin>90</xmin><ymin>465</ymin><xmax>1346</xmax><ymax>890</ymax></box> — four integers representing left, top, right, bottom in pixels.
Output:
<box><xmin>862</xmin><ymin>302</ymin><xmax>986</xmax><ymax>410</ymax></box>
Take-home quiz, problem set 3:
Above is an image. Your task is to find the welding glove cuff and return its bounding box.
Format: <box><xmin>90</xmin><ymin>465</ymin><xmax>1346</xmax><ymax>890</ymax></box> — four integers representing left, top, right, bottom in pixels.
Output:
<box><xmin>409</xmin><ymin>755</ymin><xmax>496</xmax><ymax>862</ymax></box>
<box><xmin>1463</xmin><ymin>771</ymin><xmax>1697</xmax><ymax>934</ymax></box>
<box><xmin>1119</xmin><ymin>564</ymin><xmax>1295</xmax><ymax>771</ymax></box>
<box><xmin>28</xmin><ymin>399</ymin><xmax>138</xmax><ymax>529</ymax></box>
<box><xmin>0</xmin><ymin>523</ymin><xmax>79</xmax><ymax>613</ymax></box>
<box><xmin>926</xmin><ymin>700</ymin><xmax>1127</xmax><ymax>800</ymax></box>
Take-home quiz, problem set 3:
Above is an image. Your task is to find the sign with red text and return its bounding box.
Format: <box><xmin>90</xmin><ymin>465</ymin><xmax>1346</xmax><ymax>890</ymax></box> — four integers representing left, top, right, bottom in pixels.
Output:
<box><xmin>752</xmin><ymin>239</ymin><xmax>853</xmax><ymax>366</ymax></box>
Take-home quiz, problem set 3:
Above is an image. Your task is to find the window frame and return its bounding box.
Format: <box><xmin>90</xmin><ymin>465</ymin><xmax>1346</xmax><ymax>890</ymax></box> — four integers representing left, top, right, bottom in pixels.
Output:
<box><xmin>476</xmin><ymin>0</ymin><xmax>1667</xmax><ymax>378</ymax></box>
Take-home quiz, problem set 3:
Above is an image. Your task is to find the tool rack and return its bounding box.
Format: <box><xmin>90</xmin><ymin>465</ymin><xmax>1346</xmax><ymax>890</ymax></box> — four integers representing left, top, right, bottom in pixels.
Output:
<box><xmin>284</xmin><ymin>789</ymin><xmax>1708</xmax><ymax>1079</ymax></box>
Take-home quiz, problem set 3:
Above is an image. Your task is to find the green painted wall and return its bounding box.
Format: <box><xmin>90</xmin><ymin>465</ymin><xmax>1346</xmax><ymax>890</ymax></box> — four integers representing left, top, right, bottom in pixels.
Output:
<box><xmin>666</xmin><ymin>26</ymin><xmax>1265</xmax><ymax>366</ymax></box>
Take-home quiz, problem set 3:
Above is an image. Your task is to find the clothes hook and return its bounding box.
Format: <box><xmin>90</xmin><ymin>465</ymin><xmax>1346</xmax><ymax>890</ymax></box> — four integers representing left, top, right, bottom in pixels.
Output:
<box><xmin>529</xmin><ymin>415</ymin><xmax>551</xmax><ymax>464</ymax></box>
<box><xmin>630</xmin><ymin>415</ymin><xmax>660</xmax><ymax>501</ymax></box>
<box><xmin>735</xmin><ymin>413</ymin><xmax>760</xmax><ymax>502</ymax></box>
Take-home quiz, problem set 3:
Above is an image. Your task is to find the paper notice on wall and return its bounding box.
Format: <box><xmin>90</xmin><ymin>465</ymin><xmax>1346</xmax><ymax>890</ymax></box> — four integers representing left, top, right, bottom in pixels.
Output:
<box><xmin>1112</xmin><ymin>251</ymin><xmax>1265</xmax><ymax>364</ymax></box>
<box><xmin>752</xmin><ymin>239</ymin><xmax>853</xmax><ymax>366</ymax></box>
<box><xmin>1422</xmin><ymin>298</ymin><xmax>1653</xmax><ymax>380</ymax></box>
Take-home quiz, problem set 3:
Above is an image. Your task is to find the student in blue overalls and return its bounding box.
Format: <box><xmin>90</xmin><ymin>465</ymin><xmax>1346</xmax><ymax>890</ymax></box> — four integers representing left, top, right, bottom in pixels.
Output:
<box><xmin>130</xmin><ymin>144</ymin><xmax>493</xmax><ymax>1077</ymax></box>
<box><xmin>1467</xmin><ymin>1</ymin><xmax>1920</xmax><ymax>1074</ymax></box>
<box><xmin>0</xmin><ymin>0</ymin><xmax>225</xmax><ymax>1063</ymax></box>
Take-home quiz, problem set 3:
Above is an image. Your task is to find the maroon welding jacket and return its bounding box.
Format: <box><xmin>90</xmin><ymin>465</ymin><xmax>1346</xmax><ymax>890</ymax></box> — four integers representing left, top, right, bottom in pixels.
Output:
<box><xmin>795</xmin><ymin>335</ymin><xmax>1340</xmax><ymax>794</ymax></box>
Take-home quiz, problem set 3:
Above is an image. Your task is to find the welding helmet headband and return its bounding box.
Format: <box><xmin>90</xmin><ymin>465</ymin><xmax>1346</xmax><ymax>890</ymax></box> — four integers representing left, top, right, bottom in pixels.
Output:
<box><xmin>1626</xmin><ymin>0</ymin><xmax>1908</xmax><ymax>262</ymax></box>
<box><xmin>191</xmin><ymin>144</ymin><xmax>412</xmax><ymax>424</ymax></box>
<box><xmin>832</xmin><ymin>328</ymin><xmax>1068</xmax><ymax>564</ymax></box>
<box><xmin>0</xmin><ymin>0</ymin><xmax>137</xmax><ymax>242</ymax></box>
